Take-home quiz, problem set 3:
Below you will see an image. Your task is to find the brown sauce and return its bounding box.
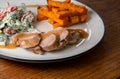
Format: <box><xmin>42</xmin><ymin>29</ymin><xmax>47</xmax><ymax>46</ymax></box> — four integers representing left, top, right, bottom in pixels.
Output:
<box><xmin>68</xmin><ymin>29</ymin><xmax>88</xmax><ymax>38</ymax></box>
<box><xmin>0</xmin><ymin>29</ymin><xmax>88</xmax><ymax>49</ymax></box>
<box><xmin>80</xmin><ymin>30</ymin><xmax>88</xmax><ymax>38</ymax></box>
<box><xmin>15</xmin><ymin>33</ymin><xmax>38</xmax><ymax>38</ymax></box>
<box><xmin>0</xmin><ymin>43</ymin><xmax>17</xmax><ymax>49</ymax></box>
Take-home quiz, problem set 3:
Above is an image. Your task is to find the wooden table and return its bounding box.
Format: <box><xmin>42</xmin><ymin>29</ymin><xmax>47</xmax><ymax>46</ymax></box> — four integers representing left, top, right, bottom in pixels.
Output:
<box><xmin>0</xmin><ymin>0</ymin><xmax>120</xmax><ymax>79</ymax></box>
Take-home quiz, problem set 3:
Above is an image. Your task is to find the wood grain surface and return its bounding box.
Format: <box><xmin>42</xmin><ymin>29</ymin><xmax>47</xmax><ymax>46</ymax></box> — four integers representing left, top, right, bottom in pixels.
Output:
<box><xmin>0</xmin><ymin>0</ymin><xmax>120</xmax><ymax>79</ymax></box>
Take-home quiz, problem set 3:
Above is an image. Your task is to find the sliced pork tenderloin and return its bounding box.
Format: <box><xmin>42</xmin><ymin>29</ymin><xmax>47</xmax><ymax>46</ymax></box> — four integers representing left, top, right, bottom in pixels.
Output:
<box><xmin>11</xmin><ymin>33</ymin><xmax>41</xmax><ymax>48</ymax></box>
<box><xmin>28</xmin><ymin>46</ymin><xmax>44</xmax><ymax>54</ymax></box>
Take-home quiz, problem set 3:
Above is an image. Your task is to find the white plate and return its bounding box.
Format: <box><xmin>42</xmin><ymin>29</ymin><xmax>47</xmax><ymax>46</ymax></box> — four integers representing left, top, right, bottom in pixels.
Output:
<box><xmin>0</xmin><ymin>0</ymin><xmax>105</xmax><ymax>63</ymax></box>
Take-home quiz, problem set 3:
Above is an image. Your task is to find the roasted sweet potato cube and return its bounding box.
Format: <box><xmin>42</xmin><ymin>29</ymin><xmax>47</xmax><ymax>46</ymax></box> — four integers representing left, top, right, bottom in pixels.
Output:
<box><xmin>48</xmin><ymin>18</ymin><xmax>55</xmax><ymax>24</ymax></box>
<box><xmin>65</xmin><ymin>0</ymin><xmax>71</xmax><ymax>3</ymax></box>
<box><xmin>55</xmin><ymin>10</ymin><xmax>80</xmax><ymax>18</ymax></box>
<box><xmin>37</xmin><ymin>7</ymin><xmax>67</xmax><ymax>25</ymax></box>
<box><xmin>53</xmin><ymin>23</ymin><xmax>61</xmax><ymax>28</ymax></box>
<box><xmin>79</xmin><ymin>15</ymin><xmax>87</xmax><ymax>22</ymax></box>
<box><xmin>70</xmin><ymin>16</ymin><xmax>79</xmax><ymax>24</ymax></box>
<box><xmin>37</xmin><ymin>14</ymin><xmax>47</xmax><ymax>21</ymax></box>
<box><xmin>48</xmin><ymin>19</ymin><xmax>67</xmax><ymax>28</ymax></box>
<box><xmin>47</xmin><ymin>0</ymin><xmax>87</xmax><ymax>14</ymax></box>
<box><xmin>52</xmin><ymin>7</ymin><xmax>69</xmax><ymax>13</ymax></box>
<box><xmin>37</xmin><ymin>6</ymin><xmax>48</xmax><ymax>21</ymax></box>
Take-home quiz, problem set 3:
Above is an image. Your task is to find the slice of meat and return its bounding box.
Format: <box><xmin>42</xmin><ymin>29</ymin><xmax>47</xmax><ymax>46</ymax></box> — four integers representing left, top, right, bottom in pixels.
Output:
<box><xmin>31</xmin><ymin>29</ymin><xmax>41</xmax><ymax>33</ymax></box>
<box><xmin>41</xmin><ymin>27</ymin><xmax>66</xmax><ymax>39</ymax></box>
<box><xmin>11</xmin><ymin>33</ymin><xmax>41</xmax><ymax>48</ymax></box>
<box><xmin>19</xmin><ymin>35</ymin><xmax>40</xmax><ymax>48</ymax></box>
<box><xmin>28</xmin><ymin>46</ymin><xmax>44</xmax><ymax>54</ymax></box>
<box><xmin>68</xmin><ymin>31</ymin><xmax>81</xmax><ymax>44</ymax></box>
<box><xmin>40</xmin><ymin>27</ymin><xmax>70</xmax><ymax>51</ymax></box>
<box><xmin>57</xmin><ymin>41</ymin><xmax>66</xmax><ymax>50</ymax></box>
<box><xmin>40</xmin><ymin>34</ymin><xmax>66</xmax><ymax>51</ymax></box>
<box><xmin>67</xmin><ymin>29</ymin><xmax>88</xmax><ymax>38</ymax></box>
<box><xmin>67</xmin><ymin>29</ymin><xmax>88</xmax><ymax>44</ymax></box>
<box><xmin>40</xmin><ymin>34</ymin><xmax>59</xmax><ymax>51</ymax></box>
<box><xmin>60</xmin><ymin>29</ymin><xmax>69</xmax><ymax>42</ymax></box>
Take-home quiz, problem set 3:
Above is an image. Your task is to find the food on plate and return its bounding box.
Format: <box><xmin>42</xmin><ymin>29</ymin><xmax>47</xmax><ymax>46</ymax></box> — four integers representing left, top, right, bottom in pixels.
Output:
<box><xmin>0</xmin><ymin>43</ymin><xmax>16</xmax><ymax>49</ymax></box>
<box><xmin>47</xmin><ymin>0</ymin><xmax>87</xmax><ymax>14</ymax></box>
<box><xmin>11</xmin><ymin>33</ymin><xmax>41</xmax><ymax>48</ymax></box>
<box><xmin>64</xmin><ymin>0</ymin><xmax>71</xmax><ymax>3</ymax></box>
<box><xmin>0</xmin><ymin>1</ymin><xmax>88</xmax><ymax>55</ymax></box>
<box><xmin>28</xmin><ymin>46</ymin><xmax>44</xmax><ymax>54</ymax></box>
<box><xmin>0</xmin><ymin>3</ymin><xmax>35</xmax><ymax>46</ymax></box>
<box><xmin>37</xmin><ymin>0</ymin><xmax>88</xmax><ymax>28</ymax></box>
<box><xmin>11</xmin><ymin>32</ymin><xmax>44</xmax><ymax>54</ymax></box>
<box><xmin>11</xmin><ymin>27</ymin><xmax>88</xmax><ymax>54</ymax></box>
